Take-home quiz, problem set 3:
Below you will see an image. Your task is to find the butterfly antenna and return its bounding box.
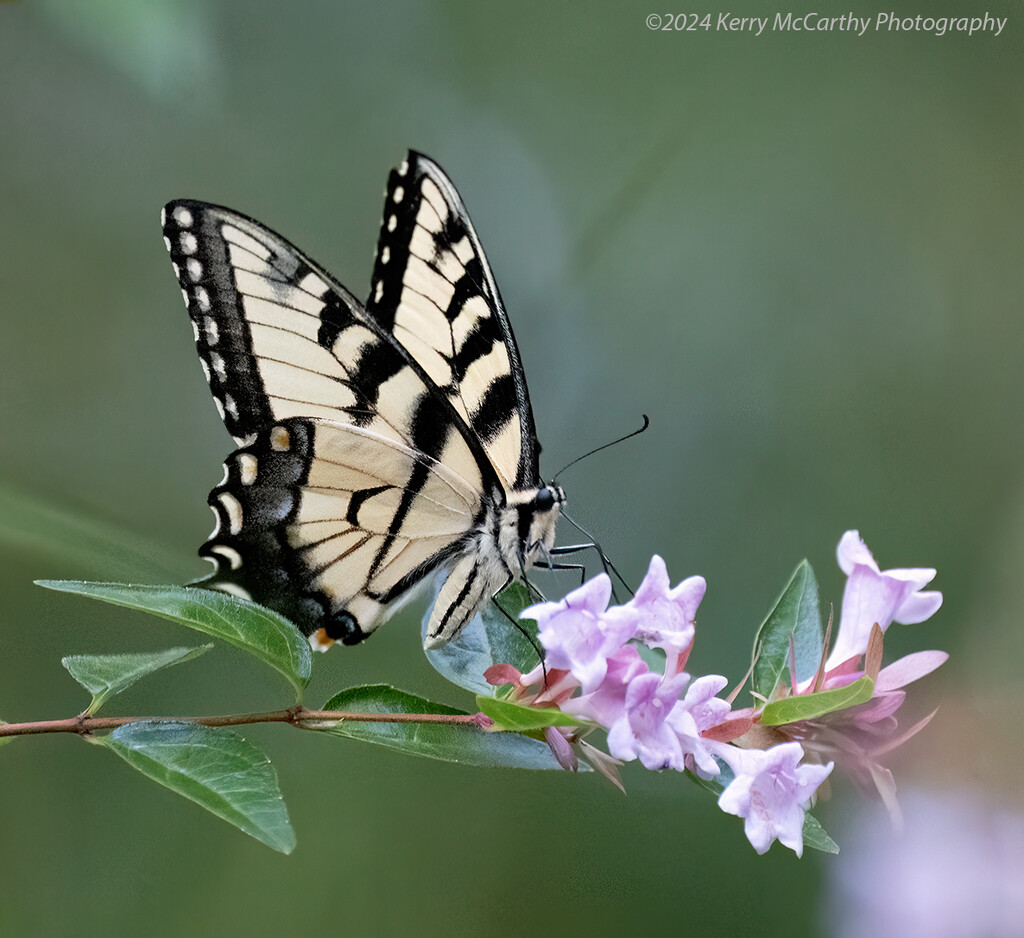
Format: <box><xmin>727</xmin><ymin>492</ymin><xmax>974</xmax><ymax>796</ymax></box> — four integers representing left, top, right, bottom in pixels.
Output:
<box><xmin>552</xmin><ymin>414</ymin><xmax>649</xmax><ymax>482</ymax></box>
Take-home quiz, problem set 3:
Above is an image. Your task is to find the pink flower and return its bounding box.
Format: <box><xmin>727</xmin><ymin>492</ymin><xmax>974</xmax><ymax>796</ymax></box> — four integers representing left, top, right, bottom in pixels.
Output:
<box><xmin>543</xmin><ymin>726</ymin><xmax>578</xmax><ymax>772</ymax></box>
<box><xmin>716</xmin><ymin>741</ymin><xmax>834</xmax><ymax>857</ymax></box>
<box><xmin>799</xmin><ymin>647</ymin><xmax>947</xmax><ymax>810</ymax></box>
<box><xmin>829</xmin><ymin>791</ymin><xmax>1024</xmax><ymax>938</ymax></box>
<box><xmin>667</xmin><ymin>674</ymin><xmax>732</xmax><ymax>778</ymax></box>
<box><xmin>523</xmin><ymin>574</ymin><xmax>638</xmax><ymax>693</ymax></box>
<box><xmin>826</xmin><ymin>530</ymin><xmax>942</xmax><ymax>672</ymax></box>
<box><xmin>626</xmin><ymin>555</ymin><xmax>706</xmax><ymax>666</ymax></box>
<box><xmin>606</xmin><ymin>671</ymin><xmax>691</xmax><ymax>770</ymax></box>
<box><xmin>752</xmin><ymin>534</ymin><xmax>948</xmax><ymax>812</ymax></box>
<box><xmin>561</xmin><ymin>644</ymin><xmax>649</xmax><ymax>726</ymax></box>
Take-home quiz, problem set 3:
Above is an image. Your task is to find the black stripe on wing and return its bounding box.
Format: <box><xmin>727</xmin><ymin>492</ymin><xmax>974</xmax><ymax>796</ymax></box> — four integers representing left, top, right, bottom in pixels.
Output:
<box><xmin>365</xmin><ymin>151</ymin><xmax>541</xmax><ymax>491</ymax></box>
<box><xmin>201</xmin><ymin>417</ymin><xmax>482</xmax><ymax>645</ymax></box>
<box><xmin>162</xmin><ymin>199</ymin><xmax>505</xmax><ymax>502</ymax></box>
<box><xmin>163</xmin><ymin>201</ymin><xmax>278</xmax><ymax>440</ymax></box>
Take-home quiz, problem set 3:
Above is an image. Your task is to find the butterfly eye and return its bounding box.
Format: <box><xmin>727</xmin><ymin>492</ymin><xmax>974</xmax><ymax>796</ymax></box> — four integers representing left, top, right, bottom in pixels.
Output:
<box><xmin>535</xmin><ymin>487</ymin><xmax>556</xmax><ymax>512</ymax></box>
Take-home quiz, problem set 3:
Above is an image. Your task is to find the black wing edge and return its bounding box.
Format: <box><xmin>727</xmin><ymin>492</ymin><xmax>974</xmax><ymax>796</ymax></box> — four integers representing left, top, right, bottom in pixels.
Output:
<box><xmin>162</xmin><ymin>198</ymin><xmax>334</xmax><ymax>442</ymax></box>
<box><xmin>198</xmin><ymin>417</ymin><xmax>466</xmax><ymax>645</ymax></box>
<box><xmin>366</xmin><ymin>150</ymin><xmax>542</xmax><ymax>489</ymax></box>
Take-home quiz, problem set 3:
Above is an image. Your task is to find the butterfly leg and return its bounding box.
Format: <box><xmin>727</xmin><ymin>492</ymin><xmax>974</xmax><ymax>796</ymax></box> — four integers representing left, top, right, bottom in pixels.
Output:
<box><xmin>544</xmin><ymin>543</ymin><xmax>633</xmax><ymax>601</ymax></box>
<box><xmin>532</xmin><ymin>552</ymin><xmax>588</xmax><ymax>587</ymax></box>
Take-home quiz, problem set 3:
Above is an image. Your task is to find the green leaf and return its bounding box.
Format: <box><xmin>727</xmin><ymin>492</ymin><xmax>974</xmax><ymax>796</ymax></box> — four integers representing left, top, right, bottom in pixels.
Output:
<box><xmin>759</xmin><ymin>675</ymin><xmax>875</xmax><ymax>726</ymax></box>
<box><xmin>317</xmin><ymin>684</ymin><xmax>572</xmax><ymax>770</ymax></box>
<box><xmin>98</xmin><ymin>721</ymin><xmax>295</xmax><ymax>854</ymax></box>
<box><xmin>802</xmin><ymin>812</ymin><xmax>840</xmax><ymax>854</ymax></box>
<box><xmin>423</xmin><ymin>580</ymin><xmax>541</xmax><ymax>695</ymax></box>
<box><xmin>475</xmin><ymin>695</ymin><xmax>579</xmax><ymax>733</ymax></box>
<box><xmin>62</xmin><ymin>645</ymin><xmax>213</xmax><ymax>713</ymax></box>
<box><xmin>751</xmin><ymin>560</ymin><xmax>823</xmax><ymax>700</ymax></box>
<box><xmin>36</xmin><ymin>581</ymin><xmax>311</xmax><ymax>699</ymax></box>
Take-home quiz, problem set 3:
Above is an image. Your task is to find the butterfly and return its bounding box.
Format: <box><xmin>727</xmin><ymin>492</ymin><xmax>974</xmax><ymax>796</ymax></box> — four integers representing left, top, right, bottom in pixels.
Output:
<box><xmin>162</xmin><ymin>151</ymin><xmax>565</xmax><ymax>651</ymax></box>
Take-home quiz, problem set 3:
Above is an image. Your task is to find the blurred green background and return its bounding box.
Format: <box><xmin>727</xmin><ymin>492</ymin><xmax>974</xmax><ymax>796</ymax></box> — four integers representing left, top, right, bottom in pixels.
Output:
<box><xmin>2</xmin><ymin>2</ymin><xmax>1021</xmax><ymax>935</ymax></box>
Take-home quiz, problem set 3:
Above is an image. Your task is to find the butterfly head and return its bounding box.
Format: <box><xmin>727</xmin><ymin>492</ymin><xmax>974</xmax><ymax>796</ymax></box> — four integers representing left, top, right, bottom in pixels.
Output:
<box><xmin>502</xmin><ymin>483</ymin><xmax>565</xmax><ymax>575</ymax></box>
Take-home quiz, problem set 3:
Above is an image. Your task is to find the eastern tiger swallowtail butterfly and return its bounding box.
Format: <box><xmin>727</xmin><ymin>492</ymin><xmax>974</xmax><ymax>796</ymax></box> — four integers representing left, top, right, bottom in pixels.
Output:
<box><xmin>162</xmin><ymin>151</ymin><xmax>564</xmax><ymax>651</ymax></box>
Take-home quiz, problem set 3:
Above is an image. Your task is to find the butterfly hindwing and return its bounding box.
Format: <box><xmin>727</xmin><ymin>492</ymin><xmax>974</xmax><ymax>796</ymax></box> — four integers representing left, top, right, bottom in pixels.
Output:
<box><xmin>367</xmin><ymin>152</ymin><xmax>539</xmax><ymax>492</ymax></box>
<box><xmin>203</xmin><ymin>417</ymin><xmax>484</xmax><ymax>645</ymax></box>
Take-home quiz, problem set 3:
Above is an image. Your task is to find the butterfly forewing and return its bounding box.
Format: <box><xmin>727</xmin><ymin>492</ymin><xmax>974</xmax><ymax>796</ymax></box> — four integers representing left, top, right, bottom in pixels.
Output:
<box><xmin>163</xmin><ymin>200</ymin><xmax>477</xmax><ymax>467</ymax></box>
<box><xmin>366</xmin><ymin>152</ymin><xmax>539</xmax><ymax>492</ymax></box>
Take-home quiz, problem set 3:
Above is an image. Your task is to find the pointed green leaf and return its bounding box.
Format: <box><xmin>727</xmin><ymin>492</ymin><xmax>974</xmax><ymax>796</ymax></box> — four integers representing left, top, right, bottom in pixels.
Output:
<box><xmin>423</xmin><ymin>581</ymin><xmax>541</xmax><ymax>695</ymax></box>
<box><xmin>98</xmin><ymin>721</ymin><xmax>295</xmax><ymax>853</ymax></box>
<box><xmin>751</xmin><ymin>560</ymin><xmax>823</xmax><ymax>700</ymax></box>
<box><xmin>36</xmin><ymin>581</ymin><xmax>311</xmax><ymax>698</ymax></box>
<box><xmin>317</xmin><ymin>684</ymin><xmax>572</xmax><ymax>770</ymax></box>
<box><xmin>475</xmin><ymin>695</ymin><xmax>579</xmax><ymax>733</ymax></box>
<box><xmin>759</xmin><ymin>675</ymin><xmax>875</xmax><ymax>726</ymax></box>
<box><xmin>802</xmin><ymin>812</ymin><xmax>840</xmax><ymax>854</ymax></box>
<box><xmin>62</xmin><ymin>645</ymin><xmax>213</xmax><ymax>713</ymax></box>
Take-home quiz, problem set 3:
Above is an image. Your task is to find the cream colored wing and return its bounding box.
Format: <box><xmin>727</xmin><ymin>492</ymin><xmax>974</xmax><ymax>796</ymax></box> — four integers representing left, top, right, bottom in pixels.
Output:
<box><xmin>366</xmin><ymin>152</ymin><xmax>540</xmax><ymax>493</ymax></box>
<box><xmin>201</xmin><ymin>417</ymin><xmax>486</xmax><ymax>646</ymax></box>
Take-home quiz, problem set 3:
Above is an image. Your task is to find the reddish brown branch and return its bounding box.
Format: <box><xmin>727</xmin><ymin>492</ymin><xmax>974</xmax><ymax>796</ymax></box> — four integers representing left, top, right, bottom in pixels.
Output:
<box><xmin>0</xmin><ymin>706</ymin><xmax>492</xmax><ymax>738</ymax></box>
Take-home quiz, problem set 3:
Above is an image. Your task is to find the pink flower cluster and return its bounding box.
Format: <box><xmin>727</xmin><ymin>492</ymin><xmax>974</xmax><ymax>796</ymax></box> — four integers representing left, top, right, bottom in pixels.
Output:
<box><xmin>491</xmin><ymin>556</ymin><xmax>835</xmax><ymax>856</ymax></box>
<box><xmin>779</xmin><ymin>531</ymin><xmax>948</xmax><ymax>814</ymax></box>
<box><xmin>521</xmin><ymin>557</ymin><xmax>725</xmax><ymax>775</ymax></box>
<box><xmin>487</xmin><ymin>531</ymin><xmax>946</xmax><ymax>856</ymax></box>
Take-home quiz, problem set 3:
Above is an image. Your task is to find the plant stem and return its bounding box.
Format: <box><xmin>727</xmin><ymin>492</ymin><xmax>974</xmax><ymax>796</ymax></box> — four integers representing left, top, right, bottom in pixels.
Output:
<box><xmin>0</xmin><ymin>706</ymin><xmax>492</xmax><ymax>737</ymax></box>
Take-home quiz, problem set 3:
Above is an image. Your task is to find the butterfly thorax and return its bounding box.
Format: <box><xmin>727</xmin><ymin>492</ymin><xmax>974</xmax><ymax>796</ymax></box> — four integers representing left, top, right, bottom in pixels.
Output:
<box><xmin>421</xmin><ymin>482</ymin><xmax>564</xmax><ymax>649</ymax></box>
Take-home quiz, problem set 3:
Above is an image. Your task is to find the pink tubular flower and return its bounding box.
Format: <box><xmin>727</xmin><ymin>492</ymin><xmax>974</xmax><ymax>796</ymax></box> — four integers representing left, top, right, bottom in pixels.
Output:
<box><xmin>668</xmin><ymin>674</ymin><xmax>732</xmax><ymax>778</ymax></box>
<box><xmin>561</xmin><ymin>644</ymin><xmax>649</xmax><ymax>727</ymax></box>
<box><xmin>875</xmin><ymin>650</ymin><xmax>948</xmax><ymax>694</ymax></box>
<box><xmin>626</xmin><ymin>556</ymin><xmax>705</xmax><ymax>672</ymax></box>
<box><xmin>606</xmin><ymin>671</ymin><xmax>691</xmax><ymax>770</ymax></box>
<box><xmin>829</xmin><ymin>791</ymin><xmax>1024</xmax><ymax>938</ymax></box>
<box><xmin>522</xmin><ymin>574</ymin><xmax>638</xmax><ymax>693</ymax></box>
<box><xmin>826</xmin><ymin>530</ymin><xmax>942</xmax><ymax>672</ymax></box>
<box><xmin>738</xmin><ymin>531</ymin><xmax>947</xmax><ymax>814</ymax></box>
<box><xmin>716</xmin><ymin>742</ymin><xmax>834</xmax><ymax>857</ymax></box>
<box><xmin>800</xmin><ymin>646</ymin><xmax>947</xmax><ymax>813</ymax></box>
<box><xmin>543</xmin><ymin>726</ymin><xmax>578</xmax><ymax>772</ymax></box>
